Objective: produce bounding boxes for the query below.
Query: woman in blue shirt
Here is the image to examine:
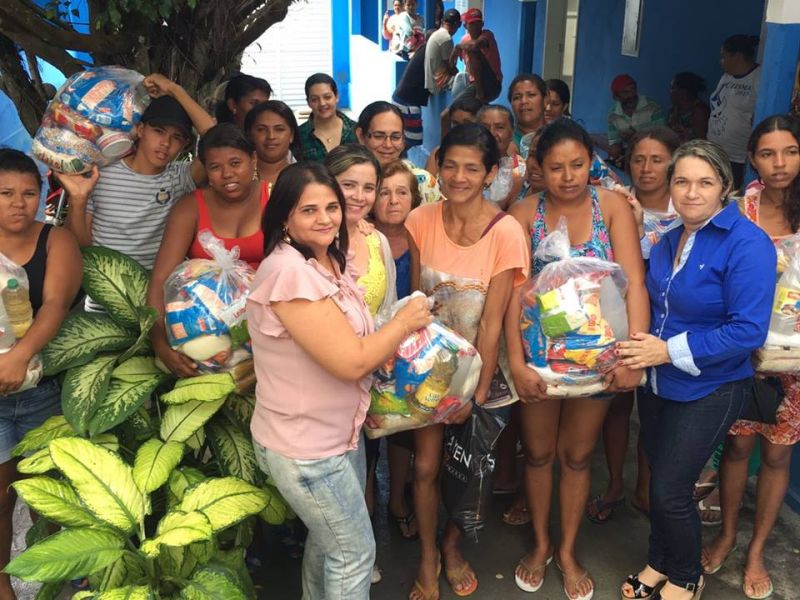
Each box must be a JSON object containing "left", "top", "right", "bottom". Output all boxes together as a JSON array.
[{"left": 616, "top": 140, "right": 775, "bottom": 600}]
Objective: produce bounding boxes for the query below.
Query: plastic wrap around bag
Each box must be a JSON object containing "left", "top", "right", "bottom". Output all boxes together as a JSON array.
[
  {"left": 365, "top": 292, "right": 483, "bottom": 439},
  {"left": 442, "top": 405, "right": 505, "bottom": 540},
  {"left": 164, "top": 231, "right": 255, "bottom": 373},
  {"left": 33, "top": 67, "right": 148, "bottom": 173},
  {"left": 0, "top": 253, "right": 41, "bottom": 392},
  {"left": 520, "top": 217, "right": 635, "bottom": 396},
  {"left": 643, "top": 209, "right": 681, "bottom": 249},
  {"left": 484, "top": 156, "right": 515, "bottom": 203}
]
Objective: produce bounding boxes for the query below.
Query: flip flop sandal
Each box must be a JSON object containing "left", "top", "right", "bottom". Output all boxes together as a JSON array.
[
  {"left": 555, "top": 559, "right": 594, "bottom": 600},
  {"left": 503, "top": 503, "right": 531, "bottom": 526},
  {"left": 586, "top": 494, "right": 626, "bottom": 524},
  {"left": 444, "top": 560, "right": 478, "bottom": 597},
  {"left": 697, "top": 498, "right": 722, "bottom": 526},
  {"left": 515, "top": 555, "right": 553, "bottom": 593},
  {"left": 620, "top": 573, "right": 664, "bottom": 599},
  {"left": 409, "top": 553, "right": 442, "bottom": 600},
  {"left": 701, "top": 544, "right": 736, "bottom": 575},
  {"left": 743, "top": 573, "right": 773, "bottom": 599},
  {"left": 392, "top": 511, "right": 419, "bottom": 540},
  {"left": 692, "top": 481, "right": 717, "bottom": 502}
]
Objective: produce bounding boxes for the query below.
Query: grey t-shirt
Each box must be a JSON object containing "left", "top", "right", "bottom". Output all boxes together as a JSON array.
[
  {"left": 87, "top": 159, "right": 195, "bottom": 270},
  {"left": 425, "top": 28, "right": 453, "bottom": 95}
]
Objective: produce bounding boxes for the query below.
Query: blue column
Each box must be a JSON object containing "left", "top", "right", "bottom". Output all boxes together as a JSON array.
[
  {"left": 753, "top": 21, "right": 800, "bottom": 124},
  {"left": 333, "top": 1, "right": 352, "bottom": 108}
]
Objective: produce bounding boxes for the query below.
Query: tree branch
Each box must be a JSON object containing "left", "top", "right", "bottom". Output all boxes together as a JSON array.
[
  {"left": 0, "top": 25, "right": 86, "bottom": 75},
  {"left": 232, "top": 0, "right": 293, "bottom": 51}
]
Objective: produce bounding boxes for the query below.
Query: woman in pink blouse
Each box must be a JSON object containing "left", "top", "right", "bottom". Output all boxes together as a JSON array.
[{"left": 246, "top": 162, "right": 431, "bottom": 599}]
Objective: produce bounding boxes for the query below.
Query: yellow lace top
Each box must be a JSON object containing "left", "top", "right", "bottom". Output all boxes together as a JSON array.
[{"left": 356, "top": 232, "right": 388, "bottom": 316}]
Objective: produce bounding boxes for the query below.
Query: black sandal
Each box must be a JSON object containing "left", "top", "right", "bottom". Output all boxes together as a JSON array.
[
  {"left": 621, "top": 573, "right": 659, "bottom": 599},
  {"left": 391, "top": 511, "right": 418, "bottom": 540}
]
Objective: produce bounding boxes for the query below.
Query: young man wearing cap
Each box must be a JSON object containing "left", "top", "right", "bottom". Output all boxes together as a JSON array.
[
  {"left": 607, "top": 74, "right": 664, "bottom": 165},
  {"left": 58, "top": 73, "right": 214, "bottom": 270},
  {"left": 449, "top": 8, "right": 502, "bottom": 104},
  {"left": 425, "top": 8, "right": 461, "bottom": 97}
]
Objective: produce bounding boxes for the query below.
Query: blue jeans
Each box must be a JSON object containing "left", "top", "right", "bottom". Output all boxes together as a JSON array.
[
  {"left": 638, "top": 379, "right": 751, "bottom": 588},
  {"left": 254, "top": 439, "right": 375, "bottom": 600},
  {"left": 0, "top": 378, "right": 61, "bottom": 463}
]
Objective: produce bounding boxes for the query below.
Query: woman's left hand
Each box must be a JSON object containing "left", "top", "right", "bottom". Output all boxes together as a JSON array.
[
  {"left": 0, "top": 350, "right": 30, "bottom": 395},
  {"left": 443, "top": 400, "right": 473, "bottom": 425},
  {"left": 604, "top": 363, "right": 644, "bottom": 392},
  {"left": 356, "top": 219, "right": 375, "bottom": 236},
  {"left": 616, "top": 332, "right": 670, "bottom": 370}
]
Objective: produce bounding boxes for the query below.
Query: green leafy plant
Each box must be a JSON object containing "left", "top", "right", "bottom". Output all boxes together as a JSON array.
[{"left": 7, "top": 247, "right": 288, "bottom": 598}]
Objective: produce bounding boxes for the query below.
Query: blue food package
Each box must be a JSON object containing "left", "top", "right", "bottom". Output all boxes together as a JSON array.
[
  {"left": 57, "top": 67, "right": 149, "bottom": 131},
  {"left": 521, "top": 304, "right": 547, "bottom": 367}
]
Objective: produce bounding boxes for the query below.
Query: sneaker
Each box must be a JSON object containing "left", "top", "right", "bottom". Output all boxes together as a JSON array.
[{"left": 371, "top": 563, "right": 382, "bottom": 585}]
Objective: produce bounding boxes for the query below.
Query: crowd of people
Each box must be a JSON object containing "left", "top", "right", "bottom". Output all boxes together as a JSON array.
[{"left": 0, "top": 5, "right": 794, "bottom": 600}]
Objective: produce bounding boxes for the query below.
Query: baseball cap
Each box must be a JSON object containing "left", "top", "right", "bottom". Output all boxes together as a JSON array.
[
  {"left": 140, "top": 96, "right": 193, "bottom": 137},
  {"left": 611, "top": 74, "right": 637, "bottom": 96},
  {"left": 443, "top": 8, "right": 461, "bottom": 25},
  {"left": 461, "top": 7, "right": 483, "bottom": 24}
]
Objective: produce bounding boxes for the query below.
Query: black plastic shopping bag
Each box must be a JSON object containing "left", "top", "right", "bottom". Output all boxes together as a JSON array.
[{"left": 441, "top": 404, "right": 505, "bottom": 540}]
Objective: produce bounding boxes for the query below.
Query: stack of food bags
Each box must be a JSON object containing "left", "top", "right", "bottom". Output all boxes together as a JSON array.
[
  {"left": 163, "top": 232, "right": 255, "bottom": 389},
  {"left": 756, "top": 236, "right": 800, "bottom": 373},
  {"left": 520, "top": 217, "right": 634, "bottom": 397},
  {"left": 32, "top": 66, "right": 150, "bottom": 174},
  {"left": 365, "top": 293, "right": 483, "bottom": 438}
]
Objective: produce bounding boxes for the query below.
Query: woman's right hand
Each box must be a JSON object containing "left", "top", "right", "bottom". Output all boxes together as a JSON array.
[
  {"left": 393, "top": 295, "right": 433, "bottom": 334},
  {"left": 511, "top": 363, "right": 549, "bottom": 403},
  {"left": 154, "top": 339, "right": 199, "bottom": 378}
]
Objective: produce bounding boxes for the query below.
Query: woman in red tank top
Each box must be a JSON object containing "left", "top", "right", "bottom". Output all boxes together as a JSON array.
[{"left": 147, "top": 124, "right": 268, "bottom": 377}]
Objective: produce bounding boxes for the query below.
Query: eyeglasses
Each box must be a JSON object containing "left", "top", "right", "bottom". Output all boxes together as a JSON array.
[{"left": 367, "top": 131, "right": 404, "bottom": 144}]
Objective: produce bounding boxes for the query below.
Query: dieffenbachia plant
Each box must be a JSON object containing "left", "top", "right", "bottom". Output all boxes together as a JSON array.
[{"left": 5, "top": 247, "right": 288, "bottom": 599}]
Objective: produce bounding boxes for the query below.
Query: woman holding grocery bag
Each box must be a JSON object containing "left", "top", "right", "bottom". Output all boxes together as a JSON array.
[
  {"left": 247, "top": 162, "right": 430, "bottom": 599},
  {"left": 0, "top": 149, "right": 82, "bottom": 599},
  {"left": 701, "top": 114, "right": 800, "bottom": 600},
  {"left": 506, "top": 117, "right": 647, "bottom": 599},
  {"left": 405, "top": 122, "right": 530, "bottom": 599},
  {"left": 616, "top": 139, "right": 775, "bottom": 600},
  {"left": 146, "top": 124, "right": 268, "bottom": 377}
]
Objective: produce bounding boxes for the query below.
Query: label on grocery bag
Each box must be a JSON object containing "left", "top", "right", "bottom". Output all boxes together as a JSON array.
[{"left": 773, "top": 285, "right": 800, "bottom": 332}]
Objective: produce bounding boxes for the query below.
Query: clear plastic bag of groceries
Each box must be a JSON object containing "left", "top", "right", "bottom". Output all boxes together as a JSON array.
[
  {"left": 0, "top": 252, "right": 41, "bottom": 393},
  {"left": 33, "top": 66, "right": 150, "bottom": 174},
  {"left": 484, "top": 156, "right": 514, "bottom": 203},
  {"left": 642, "top": 209, "right": 681, "bottom": 249},
  {"left": 764, "top": 252, "right": 800, "bottom": 350},
  {"left": 163, "top": 231, "right": 256, "bottom": 374},
  {"left": 519, "top": 217, "right": 630, "bottom": 396},
  {"left": 365, "top": 292, "right": 483, "bottom": 439}
]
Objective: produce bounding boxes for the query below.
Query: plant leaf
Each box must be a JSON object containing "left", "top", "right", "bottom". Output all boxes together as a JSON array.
[
  {"left": 78, "top": 585, "right": 153, "bottom": 599},
  {"left": 33, "top": 580, "right": 62, "bottom": 600},
  {"left": 5, "top": 528, "right": 124, "bottom": 582},
  {"left": 12, "top": 476, "right": 98, "bottom": 528},
  {"left": 93, "top": 433, "right": 120, "bottom": 454},
  {"left": 13, "top": 415, "right": 75, "bottom": 457},
  {"left": 17, "top": 447, "right": 55, "bottom": 474},
  {"left": 206, "top": 415, "right": 256, "bottom": 484},
  {"left": 88, "top": 375, "right": 163, "bottom": 437},
  {"left": 179, "top": 477, "right": 267, "bottom": 532},
  {"left": 184, "top": 427, "right": 205, "bottom": 451},
  {"left": 42, "top": 313, "right": 135, "bottom": 375},
  {"left": 221, "top": 393, "right": 255, "bottom": 432},
  {"left": 132, "top": 439, "right": 184, "bottom": 494},
  {"left": 259, "top": 484, "right": 288, "bottom": 525},
  {"left": 89, "top": 552, "right": 147, "bottom": 592},
  {"left": 167, "top": 467, "right": 205, "bottom": 507},
  {"left": 62, "top": 355, "right": 118, "bottom": 436},
  {"left": 117, "top": 307, "right": 159, "bottom": 363},
  {"left": 49, "top": 438, "right": 146, "bottom": 533},
  {"left": 112, "top": 357, "right": 162, "bottom": 383},
  {"left": 178, "top": 565, "right": 248, "bottom": 600},
  {"left": 160, "top": 398, "right": 225, "bottom": 443},
  {"left": 81, "top": 246, "right": 148, "bottom": 330},
  {"left": 140, "top": 510, "right": 212, "bottom": 557},
  {"left": 160, "top": 374, "right": 236, "bottom": 405}
]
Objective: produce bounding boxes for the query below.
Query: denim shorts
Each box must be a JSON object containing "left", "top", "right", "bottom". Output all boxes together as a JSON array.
[{"left": 0, "top": 378, "right": 61, "bottom": 463}]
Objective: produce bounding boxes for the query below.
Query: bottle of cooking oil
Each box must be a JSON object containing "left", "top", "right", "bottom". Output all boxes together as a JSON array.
[{"left": 2, "top": 279, "right": 33, "bottom": 339}]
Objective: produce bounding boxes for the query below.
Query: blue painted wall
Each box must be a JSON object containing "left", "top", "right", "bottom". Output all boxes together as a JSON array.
[
  {"left": 571, "top": 0, "right": 765, "bottom": 134},
  {"left": 482, "top": 0, "right": 524, "bottom": 107}
]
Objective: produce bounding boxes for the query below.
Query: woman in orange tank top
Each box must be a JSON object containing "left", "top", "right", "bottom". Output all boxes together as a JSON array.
[{"left": 146, "top": 123, "right": 268, "bottom": 377}]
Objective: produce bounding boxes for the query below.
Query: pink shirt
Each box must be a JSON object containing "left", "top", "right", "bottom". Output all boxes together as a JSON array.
[{"left": 246, "top": 243, "right": 375, "bottom": 459}]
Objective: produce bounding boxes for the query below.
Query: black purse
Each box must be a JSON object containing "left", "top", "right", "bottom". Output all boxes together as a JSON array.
[{"left": 740, "top": 377, "right": 783, "bottom": 425}]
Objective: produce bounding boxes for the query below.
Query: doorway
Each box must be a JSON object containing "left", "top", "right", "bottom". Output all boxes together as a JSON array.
[{"left": 542, "top": 0, "right": 580, "bottom": 90}]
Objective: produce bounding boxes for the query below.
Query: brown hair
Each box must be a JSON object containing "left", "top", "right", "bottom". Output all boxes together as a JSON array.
[{"left": 380, "top": 160, "right": 422, "bottom": 209}]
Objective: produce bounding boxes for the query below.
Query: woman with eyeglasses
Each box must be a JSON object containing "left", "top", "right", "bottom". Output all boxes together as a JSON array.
[{"left": 356, "top": 101, "right": 441, "bottom": 204}]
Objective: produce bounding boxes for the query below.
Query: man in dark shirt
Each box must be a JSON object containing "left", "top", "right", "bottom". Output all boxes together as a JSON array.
[{"left": 392, "top": 42, "right": 429, "bottom": 148}]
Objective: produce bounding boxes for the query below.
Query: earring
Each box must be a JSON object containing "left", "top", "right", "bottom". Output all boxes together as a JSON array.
[
  {"left": 282, "top": 228, "right": 291, "bottom": 244},
  {"left": 483, "top": 182, "right": 491, "bottom": 190}
]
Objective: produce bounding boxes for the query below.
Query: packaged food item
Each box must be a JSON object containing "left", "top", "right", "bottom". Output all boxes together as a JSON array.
[
  {"left": 520, "top": 217, "right": 635, "bottom": 396},
  {"left": 642, "top": 208, "right": 681, "bottom": 249},
  {"left": 163, "top": 232, "right": 255, "bottom": 373},
  {"left": 33, "top": 67, "right": 149, "bottom": 173},
  {"left": 365, "top": 293, "right": 483, "bottom": 439},
  {"left": 756, "top": 251, "right": 800, "bottom": 373}
]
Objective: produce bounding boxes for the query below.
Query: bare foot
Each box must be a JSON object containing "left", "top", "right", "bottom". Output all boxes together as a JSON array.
[
  {"left": 701, "top": 533, "right": 736, "bottom": 574},
  {"left": 515, "top": 545, "right": 553, "bottom": 590},
  {"left": 556, "top": 549, "right": 594, "bottom": 600}
]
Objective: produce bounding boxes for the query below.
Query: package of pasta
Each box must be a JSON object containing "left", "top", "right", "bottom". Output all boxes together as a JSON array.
[
  {"left": 520, "top": 217, "right": 631, "bottom": 396},
  {"left": 163, "top": 231, "right": 255, "bottom": 373},
  {"left": 755, "top": 252, "right": 800, "bottom": 375},
  {"left": 365, "top": 293, "right": 483, "bottom": 439}
]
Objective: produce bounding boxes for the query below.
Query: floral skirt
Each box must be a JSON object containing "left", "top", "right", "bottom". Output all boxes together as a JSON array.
[{"left": 729, "top": 374, "right": 800, "bottom": 445}]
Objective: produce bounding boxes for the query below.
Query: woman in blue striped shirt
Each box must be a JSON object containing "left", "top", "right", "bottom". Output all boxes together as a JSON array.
[{"left": 616, "top": 140, "right": 776, "bottom": 600}]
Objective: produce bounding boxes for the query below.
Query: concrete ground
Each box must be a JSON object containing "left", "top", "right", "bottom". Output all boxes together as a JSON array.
[{"left": 253, "top": 426, "right": 800, "bottom": 600}]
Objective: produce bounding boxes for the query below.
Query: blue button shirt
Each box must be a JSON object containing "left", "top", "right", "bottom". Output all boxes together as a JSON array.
[{"left": 647, "top": 202, "right": 776, "bottom": 402}]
